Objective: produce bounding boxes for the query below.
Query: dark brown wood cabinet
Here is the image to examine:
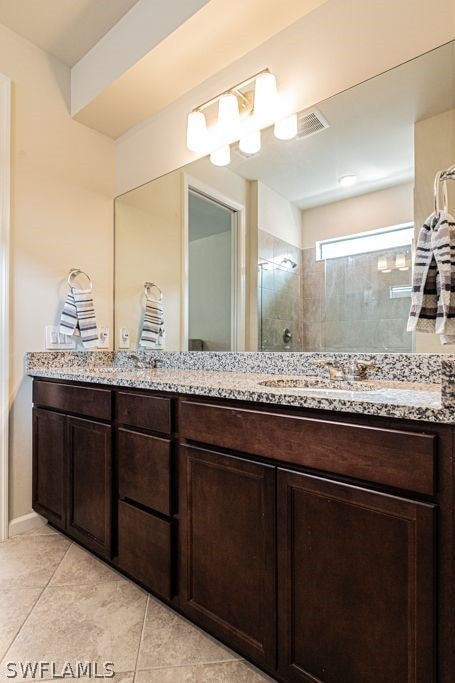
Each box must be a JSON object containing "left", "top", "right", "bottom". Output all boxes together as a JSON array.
[
  {"left": 32, "top": 379, "right": 453, "bottom": 683},
  {"left": 179, "top": 445, "right": 276, "bottom": 669},
  {"left": 66, "top": 417, "right": 112, "bottom": 557},
  {"left": 277, "top": 469, "right": 435, "bottom": 683},
  {"left": 33, "top": 408, "right": 66, "bottom": 530}
]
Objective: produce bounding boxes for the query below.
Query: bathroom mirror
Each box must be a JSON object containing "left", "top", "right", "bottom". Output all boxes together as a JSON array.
[{"left": 115, "top": 41, "right": 455, "bottom": 352}]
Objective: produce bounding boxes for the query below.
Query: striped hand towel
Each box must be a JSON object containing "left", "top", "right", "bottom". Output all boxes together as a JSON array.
[
  {"left": 139, "top": 298, "right": 164, "bottom": 348},
  {"left": 59, "top": 287, "right": 99, "bottom": 349},
  {"left": 407, "top": 210, "right": 455, "bottom": 344}
]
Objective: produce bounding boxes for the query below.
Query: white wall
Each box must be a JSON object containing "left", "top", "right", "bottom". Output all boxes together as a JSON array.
[
  {"left": 189, "top": 231, "right": 231, "bottom": 350},
  {"left": 0, "top": 23, "right": 114, "bottom": 521},
  {"left": 414, "top": 108, "right": 455, "bottom": 352},
  {"left": 257, "top": 182, "right": 303, "bottom": 248},
  {"left": 115, "top": 172, "right": 182, "bottom": 350},
  {"left": 115, "top": 0, "right": 455, "bottom": 195},
  {"left": 301, "top": 183, "right": 414, "bottom": 249}
]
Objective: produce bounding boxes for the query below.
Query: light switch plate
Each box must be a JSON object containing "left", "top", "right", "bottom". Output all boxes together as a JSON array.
[
  {"left": 118, "top": 327, "right": 130, "bottom": 349},
  {"left": 98, "top": 326, "right": 110, "bottom": 349},
  {"left": 45, "top": 325, "right": 76, "bottom": 350}
]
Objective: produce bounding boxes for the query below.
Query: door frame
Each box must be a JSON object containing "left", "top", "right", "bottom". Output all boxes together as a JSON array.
[
  {"left": 181, "top": 173, "right": 246, "bottom": 351},
  {"left": 0, "top": 74, "right": 11, "bottom": 541}
]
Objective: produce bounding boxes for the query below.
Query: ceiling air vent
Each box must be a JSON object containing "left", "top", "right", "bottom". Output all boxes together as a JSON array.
[{"left": 296, "top": 109, "right": 330, "bottom": 139}]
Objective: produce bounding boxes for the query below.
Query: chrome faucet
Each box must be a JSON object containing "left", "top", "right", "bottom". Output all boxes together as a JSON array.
[
  {"left": 345, "top": 360, "right": 379, "bottom": 381},
  {"left": 316, "top": 358, "right": 379, "bottom": 382},
  {"left": 129, "top": 353, "right": 145, "bottom": 369},
  {"left": 315, "top": 359, "right": 346, "bottom": 381},
  {"left": 129, "top": 353, "right": 161, "bottom": 369}
]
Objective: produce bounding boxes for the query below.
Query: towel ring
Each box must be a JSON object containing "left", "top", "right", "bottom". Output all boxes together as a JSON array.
[
  {"left": 434, "top": 170, "right": 449, "bottom": 214},
  {"left": 144, "top": 281, "right": 163, "bottom": 302},
  {"left": 67, "top": 268, "right": 93, "bottom": 291}
]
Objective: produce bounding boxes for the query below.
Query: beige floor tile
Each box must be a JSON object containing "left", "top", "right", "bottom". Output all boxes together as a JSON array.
[
  {"left": 0, "top": 588, "right": 42, "bottom": 660},
  {"left": 0, "top": 533, "right": 71, "bottom": 590},
  {"left": 0, "top": 581, "right": 147, "bottom": 681},
  {"left": 135, "top": 661, "right": 276, "bottom": 682},
  {"left": 137, "top": 597, "right": 241, "bottom": 671},
  {"left": 11, "top": 524, "right": 59, "bottom": 538},
  {"left": 50, "top": 543, "right": 126, "bottom": 587}
]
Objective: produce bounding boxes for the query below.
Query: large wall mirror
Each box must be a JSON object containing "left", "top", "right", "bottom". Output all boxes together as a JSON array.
[{"left": 115, "top": 41, "right": 455, "bottom": 353}]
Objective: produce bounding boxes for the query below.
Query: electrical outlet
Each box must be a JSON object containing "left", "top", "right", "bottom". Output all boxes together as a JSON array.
[
  {"left": 45, "top": 325, "right": 76, "bottom": 350},
  {"left": 118, "top": 327, "right": 130, "bottom": 349},
  {"left": 98, "top": 327, "right": 110, "bottom": 349}
]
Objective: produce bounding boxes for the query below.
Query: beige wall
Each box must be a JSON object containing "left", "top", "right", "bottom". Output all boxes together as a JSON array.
[
  {"left": 115, "top": 172, "right": 182, "bottom": 350},
  {"left": 0, "top": 23, "right": 115, "bottom": 522},
  {"left": 414, "top": 108, "right": 455, "bottom": 352},
  {"left": 301, "top": 183, "right": 414, "bottom": 249},
  {"left": 257, "top": 182, "right": 303, "bottom": 249}
]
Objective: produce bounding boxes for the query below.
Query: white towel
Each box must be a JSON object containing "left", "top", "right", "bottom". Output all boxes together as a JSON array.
[
  {"left": 407, "top": 210, "right": 455, "bottom": 345},
  {"left": 60, "top": 287, "right": 99, "bottom": 349},
  {"left": 139, "top": 298, "right": 164, "bottom": 348}
]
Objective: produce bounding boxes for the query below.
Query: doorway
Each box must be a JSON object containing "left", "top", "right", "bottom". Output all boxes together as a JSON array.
[
  {"left": 0, "top": 73, "right": 11, "bottom": 540},
  {"left": 187, "top": 187, "right": 244, "bottom": 351}
]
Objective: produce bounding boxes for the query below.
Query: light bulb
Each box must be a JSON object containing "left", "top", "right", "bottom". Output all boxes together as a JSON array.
[
  {"left": 239, "top": 130, "right": 261, "bottom": 155},
  {"left": 338, "top": 174, "right": 357, "bottom": 187},
  {"left": 217, "top": 93, "right": 240, "bottom": 141},
  {"left": 395, "top": 253, "right": 409, "bottom": 270},
  {"left": 186, "top": 110, "right": 207, "bottom": 152},
  {"left": 377, "top": 256, "right": 390, "bottom": 272},
  {"left": 210, "top": 145, "right": 231, "bottom": 166},
  {"left": 254, "top": 72, "right": 277, "bottom": 123},
  {"left": 274, "top": 113, "right": 297, "bottom": 140}
]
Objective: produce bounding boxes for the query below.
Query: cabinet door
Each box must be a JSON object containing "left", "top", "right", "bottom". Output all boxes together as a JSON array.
[
  {"left": 179, "top": 445, "right": 276, "bottom": 669},
  {"left": 32, "top": 408, "right": 66, "bottom": 530},
  {"left": 67, "top": 417, "right": 112, "bottom": 558},
  {"left": 277, "top": 469, "right": 435, "bottom": 683}
]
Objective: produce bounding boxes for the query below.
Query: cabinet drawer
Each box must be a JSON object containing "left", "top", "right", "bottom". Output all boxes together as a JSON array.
[
  {"left": 33, "top": 380, "right": 111, "bottom": 421},
  {"left": 116, "top": 391, "right": 171, "bottom": 434},
  {"left": 180, "top": 401, "right": 436, "bottom": 495},
  {"left": 117, "top": 501, "right": 173, "bottom": 599},
  {"left": 118, "top": 429, "right": 171, "bottom": 515}
]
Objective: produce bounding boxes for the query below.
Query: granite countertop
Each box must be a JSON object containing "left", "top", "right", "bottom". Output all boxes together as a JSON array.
[{"left": 26, "top": 364, "right": 451, "bottom": 424}]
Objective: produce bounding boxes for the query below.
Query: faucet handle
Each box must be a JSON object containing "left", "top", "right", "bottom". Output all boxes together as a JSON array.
[{"left": 349, "top": 360, "right": 379, "bottom": 379}]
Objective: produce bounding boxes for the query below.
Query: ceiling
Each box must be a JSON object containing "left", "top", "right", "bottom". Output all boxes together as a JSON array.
[
  {"left": 72, "top": 0, "right": 328, "bottom": 138},
  {"left": 0, "top": 0, "right": 138, "bottom": 66},
  {"left": 189, "top": 191, "right": 232, "bottom": 241},
  {"left": 229, "top": 42, "right": 455, "bottom": 209}
]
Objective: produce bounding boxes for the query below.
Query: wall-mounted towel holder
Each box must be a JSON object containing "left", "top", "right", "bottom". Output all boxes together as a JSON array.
[
  {"left": 144, "top": 281, "right": 163, "bottom": 302},
  {"left": 67, "top": 268, "right": 93, "bottom": 291}
]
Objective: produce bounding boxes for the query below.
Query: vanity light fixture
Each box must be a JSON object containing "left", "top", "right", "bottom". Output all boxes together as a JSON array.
[
  {"left": 274, "top": 114, "right": 298, "bottom": 140},
  {"left": 395, "top": 253, "right": 409, "bottom": 271},
  {"left": 186, "top": 68, "right": 297, "bottom": 166},
  {"left": 239, "top": 129, "right": 261, "bottom": 155},
  {"left": 377, "top": 256, "right": 391, "bottom": 273},
  {"left": 217, "top": 93, "right": 241, "bottom": 140},
  {"left": 210, "top": 145, "right": 231, "bottom": 167},
  {"left": 186, "top": 110, "right": 208, "bottom": 153},
  {"left": 253, "top": 71, "right": 277, "bottom": 123},
  {"left": 338, "top": 174, "right": 357, "bottom": 187}
]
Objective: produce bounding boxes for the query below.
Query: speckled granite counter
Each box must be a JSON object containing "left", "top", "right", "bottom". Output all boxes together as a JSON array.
[{"left": 25, "top": 351, "right": 455, "bottom": 424}]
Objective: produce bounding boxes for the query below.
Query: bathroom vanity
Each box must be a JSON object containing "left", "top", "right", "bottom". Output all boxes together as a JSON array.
[{"left": 28, "top": 359, "right": 455, "bottom": 683}]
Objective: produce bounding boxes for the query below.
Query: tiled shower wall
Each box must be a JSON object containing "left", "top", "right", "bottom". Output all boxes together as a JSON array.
[
  {"left": 258, "top": 230, "right": 413, "bottom": 353},
  {"left": 301, "top": 246, "right": 413, "bottom": 352},
  {"left": 258, "top": 230, "right": 303, "bottom": 351}
]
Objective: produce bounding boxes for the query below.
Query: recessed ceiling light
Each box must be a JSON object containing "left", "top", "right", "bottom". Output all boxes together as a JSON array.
[{"left": 338, "top": 174, "right": 357, "bottom": 187}]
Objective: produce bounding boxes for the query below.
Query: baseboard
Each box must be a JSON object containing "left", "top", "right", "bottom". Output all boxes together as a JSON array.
[{"left": 8, "top": 511, "right": 47, "bottom": 537}]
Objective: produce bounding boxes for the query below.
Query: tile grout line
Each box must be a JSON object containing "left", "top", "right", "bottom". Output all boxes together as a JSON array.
[
  {"left": 132, "top": 594, "right": 149, "bottom": 683},
  {"left": 0, "top": 540, "right": 74, "bottom": 665}
]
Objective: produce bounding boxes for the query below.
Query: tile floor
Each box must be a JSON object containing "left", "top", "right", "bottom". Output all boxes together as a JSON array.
[{"left": 0, "top": 525, "right": 275, "bottom": 682}]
